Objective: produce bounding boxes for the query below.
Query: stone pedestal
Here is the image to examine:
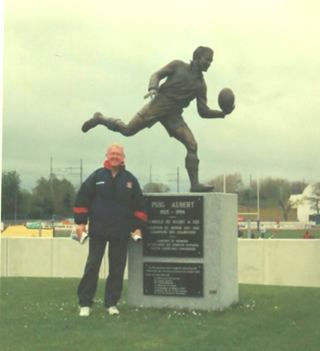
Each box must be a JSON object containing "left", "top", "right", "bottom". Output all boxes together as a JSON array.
[{"left": 128, "top": 193, "right": 238, "bottom": 311}]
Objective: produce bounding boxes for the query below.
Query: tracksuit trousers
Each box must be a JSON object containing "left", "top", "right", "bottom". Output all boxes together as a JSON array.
[{"left": 77, "top": 236, "right": 128, "bottom": 308}]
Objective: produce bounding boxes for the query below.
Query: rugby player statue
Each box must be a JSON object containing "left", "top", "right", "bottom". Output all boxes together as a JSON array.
[{"left": 82, "top": 46, "right": 235, "bottom": 192}]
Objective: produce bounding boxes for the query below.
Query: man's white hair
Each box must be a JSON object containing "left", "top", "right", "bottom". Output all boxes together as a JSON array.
[{"left": 107, "top": 143, "right": 125, "bottom": 154}]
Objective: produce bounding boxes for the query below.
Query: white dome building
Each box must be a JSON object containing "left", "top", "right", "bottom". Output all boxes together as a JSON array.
[{"left": 291, "top": 183, "right": 320, "bottom": 223}]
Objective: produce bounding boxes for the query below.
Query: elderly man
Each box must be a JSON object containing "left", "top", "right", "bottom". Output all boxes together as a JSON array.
[
  {"left": 81, "top": 46, "right": 234, "bottom": 192},
  {"left": 74, "top": 143, "right": 147, "bottom": 316}
]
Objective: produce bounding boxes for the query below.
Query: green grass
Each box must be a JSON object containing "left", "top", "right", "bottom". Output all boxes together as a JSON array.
[
  {"left": 267, "top": 229, "right": 319, "bottom": 239},
  {"left": 53, "top": 230, "right": 72, "bottom": 238},
  {"left": 1, "top": 278, "right": 319, "bottom": 351},
  {"left": 240, "top": 229, "right": 320, "bottom": 239}
]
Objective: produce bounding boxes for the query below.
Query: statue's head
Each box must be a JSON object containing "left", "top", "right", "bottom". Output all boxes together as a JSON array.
[
  {"left": 192, "top": 46, "right": 214, "bottom": 72},
  {"left": 192, "top": 46, "right": 214, "bottom": 61}
]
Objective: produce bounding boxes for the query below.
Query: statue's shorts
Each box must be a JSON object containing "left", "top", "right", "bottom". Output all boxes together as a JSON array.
[{"left": 137, "top": 94, "right": 188, "bottom": 137}]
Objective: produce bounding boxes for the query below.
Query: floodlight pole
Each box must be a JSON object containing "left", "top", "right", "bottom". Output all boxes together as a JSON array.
[
  {"left": 80, "top": 159, "right": 83, "bottom": 185},
  {"left": 177, "top": 167, "right": 180, "bottom": 193},
  {"left": 257, "top": 175, "right": 260, "bottom": 230},
  {"left": 167, "top": 167, "right": 180, "bottom": 192}
]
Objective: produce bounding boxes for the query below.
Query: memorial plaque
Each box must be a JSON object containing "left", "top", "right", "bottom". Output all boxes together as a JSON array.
[
  {"left": 144, "top": 262, "right": 203, "bottom": 297},
  {"left": 144, "top": 196, "right": 203, "bottom": 257}
]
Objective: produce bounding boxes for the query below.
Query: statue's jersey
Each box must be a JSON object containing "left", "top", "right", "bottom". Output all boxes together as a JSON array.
[
  {"left": 156, "top": 61, "right": 207, "bottom": 109},
  {"left": 139, "top": 59, "right": 211, "bottom": 136}
]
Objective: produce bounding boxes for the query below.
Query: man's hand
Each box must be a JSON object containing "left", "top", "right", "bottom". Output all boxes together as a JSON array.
[
  {"left": 144, "top": 89, "right": 157, "bottom": 100},
  {"left": 76, "top": 224, "right": 86, "bottom": 240},
  {"left": 131, "top": 229, "right": 142, "bottom": 241},
  {"left": 224, "top": 104, "right": 236, "bottom": 115}
]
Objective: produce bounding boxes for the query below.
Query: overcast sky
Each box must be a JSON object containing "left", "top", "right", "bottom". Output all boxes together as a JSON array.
[{"left": 1, "top": 0, "right": 320, "bottom": 193}]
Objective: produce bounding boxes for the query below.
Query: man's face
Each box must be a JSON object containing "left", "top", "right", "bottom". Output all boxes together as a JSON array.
[
  {"left": 106, "top": 146, "right": 125, "bottom": 168},
  {"left": 197, "top": 52, "right": 213, "bottom": 72}
]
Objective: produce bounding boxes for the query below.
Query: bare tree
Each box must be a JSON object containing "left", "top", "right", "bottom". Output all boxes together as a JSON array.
[
  {"left": 143, "top": 182, "right": 170, "bottom": 193},
  {"left": 279, "top": 197, "right": 299, "bottom": 221},
  {"left": 207, "top": 173, "right": 243, "bottom": 193},
  {"left": 305, "top": 182, "right": 320, "bottom": 215}
]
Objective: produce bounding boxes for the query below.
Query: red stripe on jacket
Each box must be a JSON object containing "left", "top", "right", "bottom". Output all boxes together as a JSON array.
[
  {"left": 134, "top": 211, "right": 148, "bottom": 222},
  {"left": 73, "top": 207, "right": 89, "bottom": 213}
]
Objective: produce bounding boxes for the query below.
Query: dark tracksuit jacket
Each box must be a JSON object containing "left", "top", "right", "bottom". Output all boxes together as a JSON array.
[{"left": 73, "top": 161, "right": 147, "bottom": 240}]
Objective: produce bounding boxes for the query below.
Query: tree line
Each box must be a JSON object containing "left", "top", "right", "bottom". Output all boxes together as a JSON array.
[
  {"left": 1, "top": 170, "right": 319, "bottom": 221},
  {"left": 207, "top": 174, "right": 319, "bottom": 220},
  {"left": 1, "top": 171, "right": 77, "bottom": 220},
  {"left": 143, "top": 175, "right": 319, "bottom": 221}
]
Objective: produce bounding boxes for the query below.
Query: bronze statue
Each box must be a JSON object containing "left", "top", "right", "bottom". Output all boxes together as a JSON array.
[{"left": 82, "top": 46, "right": 235, "bottom": 192}]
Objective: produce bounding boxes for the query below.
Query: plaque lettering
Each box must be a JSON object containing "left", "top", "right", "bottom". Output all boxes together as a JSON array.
[
  {"left": 144, "top": 262, "right": 203, "bottom": 297},
  {"left": 144, "top": 196, "right": 203, "bottom": 257}
]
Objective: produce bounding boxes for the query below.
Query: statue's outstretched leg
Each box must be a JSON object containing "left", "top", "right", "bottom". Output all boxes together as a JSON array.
[
  {"left": 186, "top": 156, "right": 214, "bottom": 193},
  {"left": 82, "top": 113, "right": 145, "bottom": 136},
  {"left": 82, "top": 112, "right": 120, "bottom": 133}
]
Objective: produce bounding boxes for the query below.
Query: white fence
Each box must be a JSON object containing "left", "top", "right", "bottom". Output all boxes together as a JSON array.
[
  {"left": 238, "top": 239, "right": 320, "bottom": 287},
  {"left": 1, "top": 237, "right": 320, "bottom": 287}
]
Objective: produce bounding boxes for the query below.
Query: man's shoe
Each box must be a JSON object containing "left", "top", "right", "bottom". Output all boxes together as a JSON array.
[
  {"left": 79, "top": 306, "right": 91, "bottom": 317},
  {"left": 107, "top": 306, "right": 120, "bottom": 316},
  {"left": 81, "top": 112, "right": 103, "bottom": 133}
]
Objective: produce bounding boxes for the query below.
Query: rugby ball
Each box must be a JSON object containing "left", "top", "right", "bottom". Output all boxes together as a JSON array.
[{"left": 218, "top": 88, "right": 235, "bottom": 112}]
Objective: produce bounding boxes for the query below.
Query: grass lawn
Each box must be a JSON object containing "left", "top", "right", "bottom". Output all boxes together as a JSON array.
[
  {"left": 53, "top": 230, "right": 73, "bottom": 238},
  {"left": 1, "top": 278, "right": 319, "bottom": 351},
  {"left": 266, "top": 229, "right": 320, "bottom": 239},
  {"left": 240, "top": 229, "right": 320, "bottom": 239}
]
